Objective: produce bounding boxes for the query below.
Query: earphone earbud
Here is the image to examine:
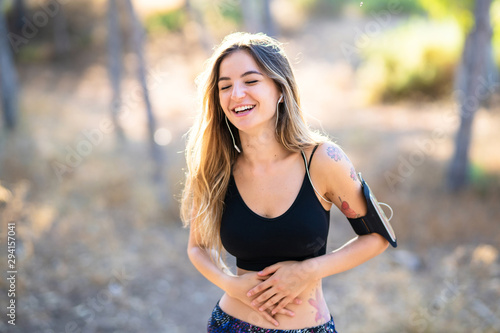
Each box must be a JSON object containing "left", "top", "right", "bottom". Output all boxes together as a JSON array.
[{"left": 278, "top": 95, "right": 283, "bottom": 103}]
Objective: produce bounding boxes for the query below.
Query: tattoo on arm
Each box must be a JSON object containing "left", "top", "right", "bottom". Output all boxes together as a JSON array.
[
  {"left": 327, "top": 146, "right": 343, "bottom": 162},
  {"left": 308, "top": 289, "right": 330, "bottom": 323},
  {"left": 327, "top": 146, "right": 357, "bottom": 181},
  {"left": 326, "top": 147, "right": 342, "bottom": 162},
  {"left": 339, "top": 196, "right": 361, "bottom": 218},
  {"left": 350, "top": 166, "right": 357, "bottom": 181},
  {"left": 327, "top": 146, "right": 351, "bottom": 162}
]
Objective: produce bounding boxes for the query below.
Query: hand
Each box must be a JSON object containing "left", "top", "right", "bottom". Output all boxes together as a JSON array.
[
  {"left": 246, "top": 261, "right": 317, "bottom": 316},
  {"left": 225, "top": 271, "right": 296, "bottom": 327}
]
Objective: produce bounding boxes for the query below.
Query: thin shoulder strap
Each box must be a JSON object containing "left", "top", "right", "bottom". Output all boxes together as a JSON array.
[
  {"left": 309, "top": 144, "right": 320, "bottom": 167},
  {"left": 301, "top": 144, "right": 334, "bottom": 205},
  {"left": 300, "top": 144, "right": 320, "bottom": 169}
]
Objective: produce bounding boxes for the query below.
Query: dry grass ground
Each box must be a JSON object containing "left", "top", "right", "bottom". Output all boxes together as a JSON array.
[{"left": 1, "top": 18, "right": 500, "bottom": 333}]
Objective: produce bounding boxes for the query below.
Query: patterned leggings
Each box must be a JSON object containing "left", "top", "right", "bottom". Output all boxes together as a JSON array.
[{"left": 207, "top": 301, "right": 338, "bottom": 333}]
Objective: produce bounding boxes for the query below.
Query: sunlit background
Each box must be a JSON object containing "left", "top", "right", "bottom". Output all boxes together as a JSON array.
[{"left": 0, "top": 0, "right": 499, "bottom": 332}]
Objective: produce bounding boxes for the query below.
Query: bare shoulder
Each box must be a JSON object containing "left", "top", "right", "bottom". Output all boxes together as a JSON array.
[
  {"left": 311, "top": 141, "right": 358, "bottom": 182},
  {"left": 310, "top": 141, "right": 366, "bottom": 215}
]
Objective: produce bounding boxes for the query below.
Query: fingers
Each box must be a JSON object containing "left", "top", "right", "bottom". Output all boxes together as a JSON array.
[
  {"left": 274, "top": 306, "right": 295, "bottom": 317},
  {"left": 260, "top": 309, "right": 280, "bottom": 327},
  {"left": 258, "top": 293, "right": 283, "bottom": 312},
  {"left": 247, "top": 278, "right": 272, "bottom": 297},
  {"left": 253, "top": 301, "right": 295, "bottom": 321},
  {"left": 254, "top": 298, "right": 296, "bottom": 317},
  {"left": 270, "top": 296, "right": 295, "bottom": 316},
  {"left": 253, "top": 292, "right": 301, "bottom": 316},
  {"left": 251, "top": 287, "right": 275, "bottom": 308},
  {"left": 257, "top": 263, "right": 280, "bottom": 277},
  {"left": 250, "top": 289, "right": 278, "bottom": 311}
]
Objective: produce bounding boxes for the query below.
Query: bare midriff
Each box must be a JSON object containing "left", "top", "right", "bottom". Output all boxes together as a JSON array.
[{"left": 218, "top": 267, "right": 331, "bottom": 329}]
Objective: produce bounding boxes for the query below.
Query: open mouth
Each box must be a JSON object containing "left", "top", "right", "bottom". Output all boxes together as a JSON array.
[{"left": 232, "top": 105, "right": 255, "bottom": 114}]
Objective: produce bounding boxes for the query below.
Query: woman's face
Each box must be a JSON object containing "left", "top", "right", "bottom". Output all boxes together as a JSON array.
[{"left": 217, "top": 50, "right": 281, "bottom": 134}]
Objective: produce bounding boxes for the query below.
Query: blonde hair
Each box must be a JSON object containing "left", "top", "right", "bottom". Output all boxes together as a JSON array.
[{"left": 181, "top": 32, "right": 326, "bottom": 265}]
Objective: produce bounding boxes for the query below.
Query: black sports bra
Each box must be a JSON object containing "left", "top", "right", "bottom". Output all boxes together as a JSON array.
[{"left": 220, "top": 145, "right": 330, "bottom": 271}]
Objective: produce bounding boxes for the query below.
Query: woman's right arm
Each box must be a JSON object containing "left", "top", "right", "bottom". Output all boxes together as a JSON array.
[
  {"left": 187, "top": 224, "right": 295, "bottom": 326},
  {"left": 187, "top": 225, "right": 235, "bottom": 289}
]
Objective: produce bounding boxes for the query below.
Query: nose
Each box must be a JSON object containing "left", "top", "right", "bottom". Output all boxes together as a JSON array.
[{"left": 231, "top": 82, "right": 246, "bottom": 100}]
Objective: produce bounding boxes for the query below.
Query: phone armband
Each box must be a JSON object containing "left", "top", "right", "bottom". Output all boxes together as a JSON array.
[{"left": 347, "top": 173, "right": 397, "bottom": 248}]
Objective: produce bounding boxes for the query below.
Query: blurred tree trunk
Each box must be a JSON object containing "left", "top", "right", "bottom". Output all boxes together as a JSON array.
[
  {"left": 262, "top": 0, "right": 276, "bottom": 36},
  {"left": 123, "top": 0, "right": 169, "bottom": 206},
  {"left": 0, "top": 3, "right": 19, "bottom": 130},
  {"left": 184, "top": 0, "right": 213, "bottom": 53},
  {"left": 10, "top": 0, "right": 26, "bottom": 34},
  {"left": 53, "top": 5, "right": 71, "bottom": 56},
  {"left": 240, "top": 0, "right": 276, "bottom": 36},
  {"left": 107, "top": 0, "right": 125, "bottom": 141},
  {"left": 240, "top": 0, "right": 259, "bottom": 33},
  {"left": 447, "top": 0, "right": 493, "bottom": 191}
]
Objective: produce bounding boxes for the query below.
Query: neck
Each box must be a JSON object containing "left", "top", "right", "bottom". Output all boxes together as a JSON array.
[{"left": 238, "top": 127, "right": 288, "bottom": 166}]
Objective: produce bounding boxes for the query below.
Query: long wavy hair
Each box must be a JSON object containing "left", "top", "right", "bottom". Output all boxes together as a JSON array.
[{"left": 181, "top": 32, "right": 327, "bottom": 266}]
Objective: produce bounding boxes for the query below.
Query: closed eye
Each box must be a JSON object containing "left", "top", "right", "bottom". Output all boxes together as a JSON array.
[
  {"left": 220, "top": 85, "right": 231, "bottom": 91},
  {"left": 246, "top": 80, "right": 258, "bottom": 85}
]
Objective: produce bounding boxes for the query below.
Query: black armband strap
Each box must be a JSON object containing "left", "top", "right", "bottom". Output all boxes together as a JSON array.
[{"left": 348, "top": 173, "right": 397, "bottom": 248}]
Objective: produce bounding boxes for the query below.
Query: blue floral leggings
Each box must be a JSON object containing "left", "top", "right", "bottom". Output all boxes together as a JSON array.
[{"left": 207, "top": 301, "right": 338, "bottom": 333}]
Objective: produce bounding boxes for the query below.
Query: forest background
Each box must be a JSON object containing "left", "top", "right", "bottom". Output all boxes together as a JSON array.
[{"left": 0, "top": 0, "right": 500, "bottom": 332}]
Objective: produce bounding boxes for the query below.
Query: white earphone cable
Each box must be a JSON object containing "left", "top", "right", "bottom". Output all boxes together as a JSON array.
[{"left": 225, "top": 116, "right": 241, "bottom": 153}]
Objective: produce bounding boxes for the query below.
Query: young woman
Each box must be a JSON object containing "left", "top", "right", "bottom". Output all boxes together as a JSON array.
[{"left": 181, "top": 32, "right": 390, "bottom": 332}]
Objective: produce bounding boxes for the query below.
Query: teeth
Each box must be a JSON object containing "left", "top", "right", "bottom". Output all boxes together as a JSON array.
[{"left": 234, "top": 105, "right": 254, "bottom": 113}]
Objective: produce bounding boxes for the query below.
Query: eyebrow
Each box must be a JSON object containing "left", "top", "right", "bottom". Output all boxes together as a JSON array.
[{"left": 218, "top": 70, "right": 263, "bottom": 82}]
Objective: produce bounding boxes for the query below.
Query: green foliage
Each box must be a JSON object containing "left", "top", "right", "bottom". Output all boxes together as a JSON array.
[
  {"left": 357, "top": 19, "right": 464, "bottom": 102},
  {"left": 17, "top": 44, "right": 52, "bottom": 63},
  {"left": 469, "top": 163, "right": 500, "bottom": 196},
  {"left": 191, "top": 0, "right": 242, "bottom": 34},
  {"left": 418, "top": 0, "right": 500, "bottom": 35},
  {"left": 216, "top": 0, "right": 242, "bottom": 24},
  {"left": 145, "top": 8, "right": 187, "bottom": 33},
  {"left": 307, "top": 0, "right": 350, "bottom": 16},
  {"left": 293, "top": 0, "right": 423, "bottom": 16},
  {"left": 418, "top": 0, "right": 500, "bottom": 68},
  {"left": 493, "top": 1, "right": 500, "bottom": 67},
  {"left": 360, "top": 0, "right": 425, "bottom": 15},
  {"left": 419, "top": 0, "right": 475, "bottom": 32}
]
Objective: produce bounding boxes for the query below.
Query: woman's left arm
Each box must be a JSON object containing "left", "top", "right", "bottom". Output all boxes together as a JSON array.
[
  {"left": 247, "top": 142, "right": 389, "bottom": 315},
  {"left": 249, "top": 234, "right": 388, "bottom": 315}
]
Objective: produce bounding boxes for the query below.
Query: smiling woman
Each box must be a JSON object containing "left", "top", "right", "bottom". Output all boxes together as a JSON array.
[
  {"left": 181, "top": 32, "right": 390, "bottom": 332},
  {"left": 218, "top": 51, "right": 281, "bottom": 136}
]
